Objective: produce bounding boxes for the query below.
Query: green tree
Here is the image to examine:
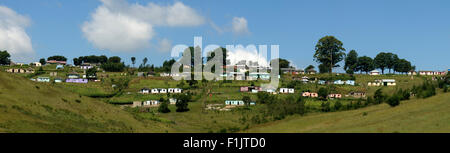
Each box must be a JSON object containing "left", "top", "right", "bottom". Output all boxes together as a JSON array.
[
  {"left": 242, "top": 96, "right": 251, "bottom": 107},
  {"left": 108, "top": 56, "right": 121, "bottom": 63},
  {"left": 386, "top": 95, "right": 400, "bottom": 107},
  {"left": 356, "top": 56, "right": 375, "bottom": 74},
  {"left": 73, "top": 58, "right": 81, "bottom": 66},
  {"left": 318, "top": 64, "right": 329, "bottom": 73},
  {"left": 344, "top": 50, "right": 358, "bottom": 74},
  {"left": 374, "top": 52, "right": 388, "bottom": 74},
  {"left": 158, "top": 98, "right": 171, "bottom": 113},
  {"left": 39, "top": 58, "right": 46, "bottom": 65},
  {"left": 0, "top": 51, "right": 10, "bottom": 65},
  {"left": 278, "top": 58, "right": 291, "bottom": 69},
  {"left": 131, "top": 57, "right": 136, "bottom": 68},
  {"left": 386, "top": 53, "right": 399, "bottom": 73},
  {"left": 318, "top": 87, "right": 329, "bottom": 100},
  {"left": 394, "top": 59, "right": 411, "bottom": 74},
  {"left": 374, "top": 88, "right": 385, "bottom": 104},
  {"left": 334, "top": 100, "right": 343, "bottom": 111},
  {"left": 313, "top": 36, "right": 346, "bottom": 74},
  {"left": 305, "top": 65, "right": 315, "bottom": 71},
  {"left": 175, "top": 94, "right": 191, "bottom": 112},
  {"left": 47, "top": 55, "right": 67, "bottom": 61}
]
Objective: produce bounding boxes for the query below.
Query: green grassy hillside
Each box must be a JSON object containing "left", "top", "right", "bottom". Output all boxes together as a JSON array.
[
  {"left": 0, "top": 72, "right": 166, "bottom": 133},
  {"left": 245, "top": 92, "right": 450, "bottom": 133}
]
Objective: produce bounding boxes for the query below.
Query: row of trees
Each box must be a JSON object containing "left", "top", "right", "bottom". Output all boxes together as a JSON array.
[
  {"left": 313, "top": 36, "right": 414, "bottom": 74},
  {"left": 344, "top": 50, "right": 414, "bottom": 74},
  {"left": 73, "top": 55, "right": 108, "bottom": 66}
]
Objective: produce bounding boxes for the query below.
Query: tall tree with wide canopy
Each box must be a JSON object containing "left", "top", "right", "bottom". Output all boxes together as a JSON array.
[
  {"left": 344, "top": 50, "right": 358, "bottom": 74},
  {"left": 357, "top": 56, "right": 375, "bottom": 74},
  {"left": 394, "top": 59, "right": 412, "bottom": 74},
  {"left": 0, "top": 50, "right": 11, "bottom": 65},
  {"left": 374, "top": 52, "right": 388, "bottom": 74},
  {"left": 313, "top": 36, "right": 346, "bottom": 74},
  {"left": 387, "top": 53, "right": 399, "bottom": 73},
  {"left": 131, "top": 57, "right": 136, "bottom": 68}
]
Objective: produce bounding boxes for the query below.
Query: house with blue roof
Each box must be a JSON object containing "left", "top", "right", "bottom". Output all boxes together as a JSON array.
[
  {"left": 334, "top": 80, "right": 345, "bottom": 85},
  {"left": 345, "top": 80, "right": 355, "bottom": 86}
]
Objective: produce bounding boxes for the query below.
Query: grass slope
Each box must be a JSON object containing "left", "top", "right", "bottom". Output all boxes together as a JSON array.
[
  {"left": 0, "top": 72, "right": 165, "bottom": 133},
  {"left": 245, "top": 92, "right": 450, "bottom": 133}
]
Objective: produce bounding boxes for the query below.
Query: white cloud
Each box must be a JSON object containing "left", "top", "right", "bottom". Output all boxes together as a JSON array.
[
  {"left": 227, "top": 46, "right": 269, "bottom": 67},
  {"left": 0, "top": 5, "right": 34, "bottom": 62},
  {"left": 82, "top": 0, "right": 205, "bottom": 52},
  {"left": 231, "top": 17, "right": 250, "bottom": 35},
  {"left": 157, "top": 38, "right": 172, "bottom": 52}
]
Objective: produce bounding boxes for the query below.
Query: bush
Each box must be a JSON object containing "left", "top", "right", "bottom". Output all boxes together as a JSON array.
[
  {"left": 318, "top": 87, "right": 329, "bottom": 100},
  {"left": 386, "top": 95, "right": 400, "bottom": 107},
  {"left": 158, "top": 98, "right": 170, "bottom": 113},
  {"left": 374, "top": 88, "right": 385, "bottom": 104},
  {"left": 334, "top": 101, "right": 342, "bottom": 111}
]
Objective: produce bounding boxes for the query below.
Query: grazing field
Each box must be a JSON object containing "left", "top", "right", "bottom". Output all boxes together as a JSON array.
[
  {"left": 245, "top": 91, "right": 450, "bottom": 133},
  {"left": 0, "top": 72, "right": 167, "bottom": 133}
]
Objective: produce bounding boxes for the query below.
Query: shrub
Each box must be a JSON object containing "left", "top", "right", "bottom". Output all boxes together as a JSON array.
[
  {"left": 386, "top": 95, "right": 400, "bottom": 107},
  {"left": 374, "top": 88, "right": 385, "bottom": 104},
  {"left": 158, "top": 98, "right": 170, "bottom": 113},
  {"left": 334, "top": 101, "right": 342, "bottom": 111},
  {"left": 318, "top": 87, "right": 329, "bottom": 100}
]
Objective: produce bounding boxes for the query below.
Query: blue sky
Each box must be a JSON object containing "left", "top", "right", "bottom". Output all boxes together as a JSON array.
[{"left": 0, "top": 0, "right": 449, "bottom": 72}]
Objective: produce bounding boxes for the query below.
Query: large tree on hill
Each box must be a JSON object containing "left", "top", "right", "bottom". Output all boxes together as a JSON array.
[
  {"left": 39, "top": 58, "right": 46, "bottom": 65},
  {"left": 305, "top": 65, "right": 315, "bottom": 71},
  {"left": 0, "top": 50, "right": 11, "bottom": 65},
  {"left": 318, "top": 64, "right": 329, "bottom": 73},
  {"left": 48, "top": 55, "right": 67, "bottom": 61},
  {"left": 108, "top": 56, "right": 121, "bottom": 63},
  {"left": 357, "top": 56, "right": 375, "bottom": 74},
  {"left": 394, "top": 59, "right": 412, "bottom": 74},
  {"left": 374, "top": 52, "right": 388, "bottom": 74},
  {"left": 344, "top": 50, "right": 358, "bottom": 74},
  {"left": 278, "top": 58, "right": 290, "bottom": 68},
  {"left": 387, "top": 53, "right": 399, "bottom": 73},
  {"left": 206, "top": 47, "right": 228, "bottom": 66},
  {"left": 313, "top": 36, "right": 346, "bottom": 74},
  {"left": 131, "top": 57, "right": 136, "bottom": 68}
]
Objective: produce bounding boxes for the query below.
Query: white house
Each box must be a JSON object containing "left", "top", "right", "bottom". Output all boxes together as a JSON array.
[
  {"left": 169, "top": 98, "right": 177, "bottom": 105},
  {"left": 369, "top": 70, "right": 380, "bottom": 75},
  {"left": 279, "top": 88, "right": 294, "bottom": 94},
  {"left": 159, "top": 88, "right": 167, "bottom": 94},
  {"left": 174, "top": 88, "right": 182, "bottom": 93},
  {"left": 168, "top": 88, "right": 183, "bottom": 93},
  {"left": 151, "top": 88, "right": 159, "bottom": 94},
  {"left": 225, "top": 100, "right": 245, "bottom": 106},
  {"left": 381, "top": 79, "right": 396, "bottom": 86},
  {"left": 37, "top": 77, "right": 50, "bottom": 82},
  {"left": 140, "top": 88, "right": 150, "bottom": 94},
  {"left": 419, "top": 71, "right": 434, "bottom": 75},
  {"left": 31, "top": 62, "right": 42, "bottom": 67},
  {"left": 143, "top": 100, "right": 160, "bottom": 107}
]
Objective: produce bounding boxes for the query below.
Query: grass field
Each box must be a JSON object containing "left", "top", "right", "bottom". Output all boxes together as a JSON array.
[
  {"left": 0, "top": 72, "right": 168, "bottom": 133},
  {"left": 245, "top": 91, "right": 450, "bottom": 133}
]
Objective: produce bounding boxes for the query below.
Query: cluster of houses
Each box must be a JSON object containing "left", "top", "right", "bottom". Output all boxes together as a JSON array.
[
  {"left": 368, "top": 79, "right": 396, "bottom": 86},
  {"left": 224, "top": 100, "right": 256, "bottom": 106},
  {"left": 5, "top": 68, "right": 35, "bottom": 74},
  {"left": 239, "top": 86, "right": 295, "bottom": 94},
  {"left": 369, "top": 69, "right": 448, "bottom": 76},
  {"left": 131, "top": 98, "right": 178, "bottom": 108},
  {"left": 140, "top": 88, "right": 183, "bottom": 94},
  {"left": 281, "top": 68, "right": 317, "bottom": 75},
  {"left": 293, "top": 76, "right": 356, "bottom": 85},
  {"left": 31, "top": 72, "right": 96, "bottom": 83}
]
